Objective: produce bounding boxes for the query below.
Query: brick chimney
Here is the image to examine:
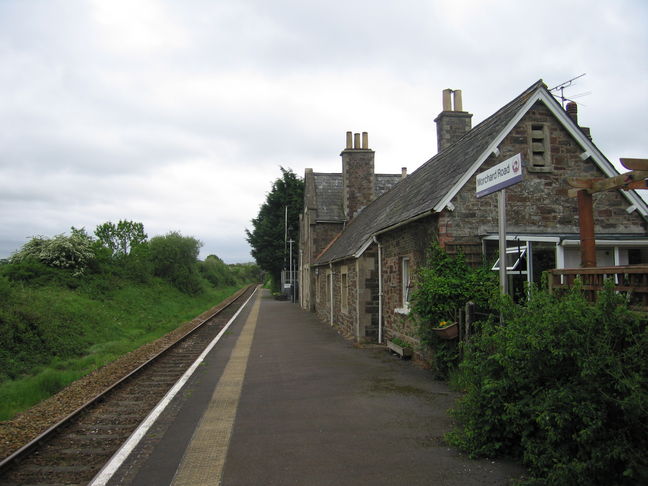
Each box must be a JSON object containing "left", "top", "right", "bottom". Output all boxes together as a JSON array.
[
  {"left": 565, "top": 101, "right": 592, "bottom": 140},
  {"left": 341, "top": 131, "right": 374, "bottom": 220},
  {"left": 566, "top": 101, "right": 578, "bottom": 124},
  {"left": 434, "top": 89, "right": 473, "bottom": 152}
]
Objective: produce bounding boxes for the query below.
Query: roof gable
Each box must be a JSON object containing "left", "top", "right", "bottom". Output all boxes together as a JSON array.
[
  {"left": 435, "top": 86, "right": 648, "bottom": 217},
  {"left": 315, "top": 80, "right": 648, "bottom": 264}
]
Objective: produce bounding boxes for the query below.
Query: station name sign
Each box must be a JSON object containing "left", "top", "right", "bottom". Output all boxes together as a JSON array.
[{"left": 476, "top": 153, "right": 523, "bottom": 198}]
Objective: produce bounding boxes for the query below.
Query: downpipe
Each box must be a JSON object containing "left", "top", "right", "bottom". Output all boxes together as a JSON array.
[
  {"left": 373, "top": 236, "right": 383, "bottom": 344},
  {"left": 329, "top": 262, "right": 334, "bottom": 327}
]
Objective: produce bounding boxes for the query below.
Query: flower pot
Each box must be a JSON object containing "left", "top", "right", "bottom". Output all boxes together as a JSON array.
[
  {"left": 387, "top": 340, "right": 413, "bottom": 359},
  {"left": 432, "top": 322, "right": 458, "bottom": 340}
]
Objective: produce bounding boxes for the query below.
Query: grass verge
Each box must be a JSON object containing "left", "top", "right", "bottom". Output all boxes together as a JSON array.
[{"left": 0, "top": 281, "right": 240, "bottom": 420}]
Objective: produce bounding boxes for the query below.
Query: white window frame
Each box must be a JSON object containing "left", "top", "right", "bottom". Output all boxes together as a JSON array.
[
  {"left": 491, "top": 246, "right": 528, "bottom": 274},
  {"left": 402, "top": 256, "right": 411, "bottom": 308}
]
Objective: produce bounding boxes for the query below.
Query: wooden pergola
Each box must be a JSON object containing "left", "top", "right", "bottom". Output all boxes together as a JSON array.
[{"left": 567, "top": 158, "right": 648, "bottom": 267}]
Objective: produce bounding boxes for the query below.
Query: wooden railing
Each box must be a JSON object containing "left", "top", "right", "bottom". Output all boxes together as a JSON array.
[{"left": 547, "top": 265, "right": 648, "bottom": 311}]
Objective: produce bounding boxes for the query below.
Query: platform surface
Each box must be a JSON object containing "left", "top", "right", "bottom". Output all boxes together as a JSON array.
[{"left": 106, "top": 289, "right": 524, "bottom": 485}]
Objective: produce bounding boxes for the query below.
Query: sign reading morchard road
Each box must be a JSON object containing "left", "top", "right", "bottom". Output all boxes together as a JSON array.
[{"left": 476, "top": 153, "right": 523, "bottom": 198}]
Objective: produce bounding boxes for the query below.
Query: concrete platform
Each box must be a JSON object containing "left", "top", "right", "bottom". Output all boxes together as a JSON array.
[{"left": 104, "top": 289, "right": 524, "bottom": 485}]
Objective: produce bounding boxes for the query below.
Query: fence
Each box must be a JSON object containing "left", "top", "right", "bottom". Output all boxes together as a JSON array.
[{"left": 547, "top": 265, "right": 648, "bottom": 311}]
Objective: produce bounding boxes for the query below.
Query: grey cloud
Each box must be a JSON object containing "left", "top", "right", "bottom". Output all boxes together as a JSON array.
[{"left": 0, "top": 0, "right": 646, "bottom": 263}]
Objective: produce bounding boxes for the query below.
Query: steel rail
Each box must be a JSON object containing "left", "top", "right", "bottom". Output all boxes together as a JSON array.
[{"left": 0, "top": 284, "right": 255, "bottom": 473}]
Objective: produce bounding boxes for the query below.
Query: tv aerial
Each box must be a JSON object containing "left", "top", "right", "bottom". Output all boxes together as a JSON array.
[{"left": 549, "top": 73, "right": 591, "bottom": 107}]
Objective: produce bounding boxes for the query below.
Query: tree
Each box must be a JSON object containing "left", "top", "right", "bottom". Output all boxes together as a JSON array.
[
  {"left": 245, "top": 167, "right": 303, "bottom": 288},
  {"left": 198, "top": 254, "right": 235, "bottom": 287},
  {"left": 94, "top": 220, "right": 147, "bottom": 257},
  {"left": 148, "top": 231, "right": 203, "bottom": 294}
]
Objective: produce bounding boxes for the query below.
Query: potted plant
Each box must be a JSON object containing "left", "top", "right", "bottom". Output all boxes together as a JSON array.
[
  {"left": 432, "top": 320, "right": 459, "bottom": 340},
  {"left": 387, "top": 337, "right": 413, "bottom": 359}
]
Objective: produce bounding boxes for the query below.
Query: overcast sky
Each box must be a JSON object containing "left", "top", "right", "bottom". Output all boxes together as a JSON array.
[{"left": 1, "top": 0, "right": 646, "bottom": 263}]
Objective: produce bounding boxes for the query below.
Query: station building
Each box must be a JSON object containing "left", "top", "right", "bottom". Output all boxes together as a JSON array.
[{"left": 298, "top": 80, "right": 648, "bottom": 347}]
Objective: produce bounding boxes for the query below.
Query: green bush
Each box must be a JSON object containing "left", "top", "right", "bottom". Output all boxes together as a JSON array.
[
  {"left": 1, "top": 260, "right": 78, "bottom": 287},
  {"left": 410, "top": 244, "right": 497, "bottom": 376},
  {"left": 447, "top": 282, "right": 648, "bottom": 485},
  {"left": 0, "top": 291, "right": 92, "bottom": 379},
  {"left": 198, "top": 255, "right": 236, "bottom": 287},
  {"left": 149, "top": 232, "right": 203, "bottom": 294},
  {"left": 0, "top": 275, "right": 13, "bottom": 300}
]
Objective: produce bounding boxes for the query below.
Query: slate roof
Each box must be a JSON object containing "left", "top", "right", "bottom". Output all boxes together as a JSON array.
[
  {"left": 375, "top": 174, "right": 403, "bottom": 197},
  {"left": 313, "top": 173, "right": 344, "bottom": 221},
  {"left": 311, "top": 173, "right": 403, "bottom": 222},
  {"left": 315, "top": 80, "right": 546, "bottom": 264}
]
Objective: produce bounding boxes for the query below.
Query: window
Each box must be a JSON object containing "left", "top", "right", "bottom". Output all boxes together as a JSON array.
[
  {"left": 341, "top": 266, "right": 349, "bottom": 314},
  {"left": 485, "top": 238, "right": 557, "bottom": 300},
  {"left": 528, "top": 123, "right": 551, "bottom": 172},
  {"left": 402, "top": 257, "right": 411, "bottom": 308},
  {"left": 491, "top": 246, "right": 528, "bottom": 273}
]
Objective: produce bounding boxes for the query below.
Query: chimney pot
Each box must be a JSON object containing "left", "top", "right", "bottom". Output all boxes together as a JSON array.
[
  {"left": 442, "top": 89, "right": 453, "bottom": 111},
  {"left": 401, "top": 167, "right": 407, "bottom": 179},
  {"left": 354, "top": 133, "right": 361, "bottom": 149},
  {"left": 346, "top": 131, "right": 353, "bottom": 149},
  {"left": 453, "top": 89, "right": 463, "bottom": 111},
  {"left": 362, "top": 132, "right": 368, "bottom": 149}
]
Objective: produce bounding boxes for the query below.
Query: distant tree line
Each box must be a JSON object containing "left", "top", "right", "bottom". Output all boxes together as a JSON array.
[{"left": 3, "top": 220, "right": 259, "bottom": 294}]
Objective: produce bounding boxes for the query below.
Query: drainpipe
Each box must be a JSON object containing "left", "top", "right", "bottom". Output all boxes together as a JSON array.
[
  {"left": 329, "top": 262, "right": 334, "bottom": 327},
  {"left": 373, "top": 236, "right": 383, "bottom": 344}
]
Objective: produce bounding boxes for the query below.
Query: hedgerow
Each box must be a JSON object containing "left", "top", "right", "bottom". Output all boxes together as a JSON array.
[{"left": 447, "top": 282, "right": 648, "bottom": 485}]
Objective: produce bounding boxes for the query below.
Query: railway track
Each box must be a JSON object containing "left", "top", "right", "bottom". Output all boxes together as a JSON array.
[{"left": 0, "top": 284, "right": 257, "bottom": 486}]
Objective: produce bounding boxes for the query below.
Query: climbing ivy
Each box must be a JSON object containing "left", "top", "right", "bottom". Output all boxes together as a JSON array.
[{"left": 410, "top": 243, "right": 497, "bottom": 376}]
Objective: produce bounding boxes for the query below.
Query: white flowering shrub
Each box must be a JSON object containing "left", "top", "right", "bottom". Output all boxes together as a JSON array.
[{"left": 11, "top": 227, "right": 95, "bottom": 275}]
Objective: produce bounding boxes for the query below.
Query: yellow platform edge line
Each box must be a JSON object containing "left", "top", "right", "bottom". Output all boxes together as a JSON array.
[{"left": 171, "top": 292, "right": 261, "bottom": 486}]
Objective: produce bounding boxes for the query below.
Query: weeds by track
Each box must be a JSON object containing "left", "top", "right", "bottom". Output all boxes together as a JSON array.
[{"left": 0, "top": 284, "right": 256, "bottom": 486}]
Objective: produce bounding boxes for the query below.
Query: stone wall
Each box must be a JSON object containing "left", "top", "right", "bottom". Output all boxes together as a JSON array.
[
  {"left": 311, "top": 222, "right": 343, "bottom": 260},
  {"left": 378, "top": 215, "right": 438, "bottom": 346},
  {"left": 440, "top": 101, "right": 647, "bottom": 254},
  {"left": 301, "top": 216, "right": 343, "bottom": 311},
  {"left": 356, "top": 250, "right": 379, "bottom": 342},
  {"left": 314, "top": 266, "right": 331, "bottom": 325}
]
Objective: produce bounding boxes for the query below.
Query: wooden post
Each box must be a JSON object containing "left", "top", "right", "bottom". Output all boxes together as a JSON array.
[{"left": 577, "top": 189, "right": 596, "bottom": 267}]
